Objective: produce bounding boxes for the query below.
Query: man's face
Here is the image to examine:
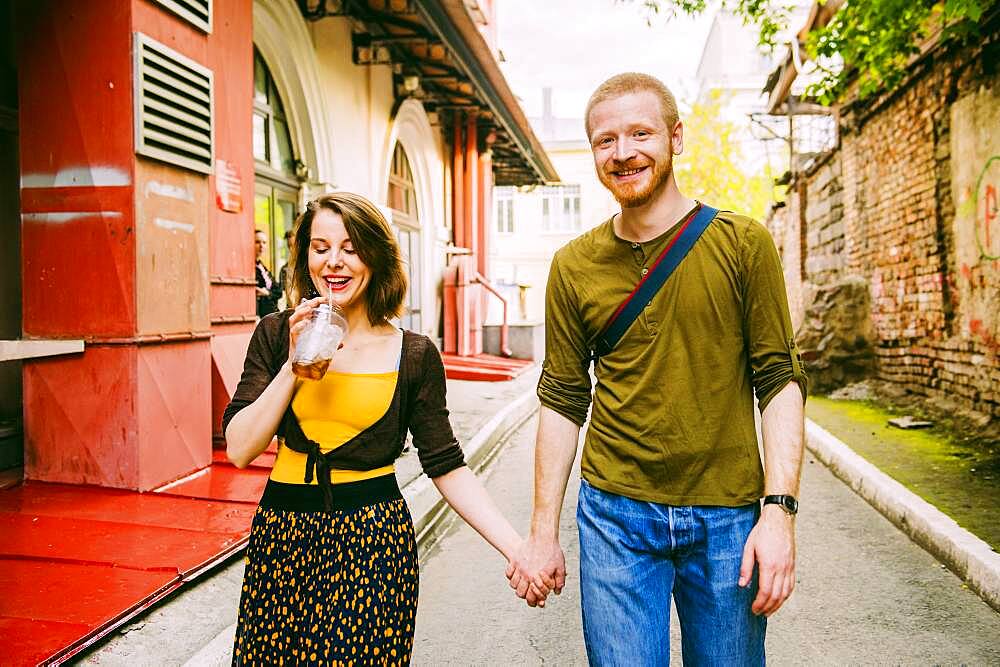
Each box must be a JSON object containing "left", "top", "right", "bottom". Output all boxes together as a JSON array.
[{"left": 588, "top": 91, "right": 681, "bottom": 208}]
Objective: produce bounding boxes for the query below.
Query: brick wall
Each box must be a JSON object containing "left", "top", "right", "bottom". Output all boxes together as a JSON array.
[{"left": 767, "top": 29, "right": 1000, "bottom": 418}]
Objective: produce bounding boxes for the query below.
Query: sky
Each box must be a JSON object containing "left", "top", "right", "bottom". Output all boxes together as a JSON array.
[{"left": 495, "top": 0, "right": 716, "bottom": 121}]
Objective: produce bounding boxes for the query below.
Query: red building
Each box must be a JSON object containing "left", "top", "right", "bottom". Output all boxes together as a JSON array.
[
  {"left": 1, "top": 0, "right": 556, "bottom": 492},
  {"left": 0, "top": 1, "right": 555, "bottom": 660}
]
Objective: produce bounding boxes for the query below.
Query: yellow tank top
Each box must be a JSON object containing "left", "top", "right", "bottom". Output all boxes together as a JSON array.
[{"left": 270, "top": 370, "right": 398, "bottom": 485}]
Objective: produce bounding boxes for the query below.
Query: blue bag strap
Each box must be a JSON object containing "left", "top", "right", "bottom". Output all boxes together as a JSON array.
[{"left": 587, "top": 204, "right": 719, "bottom": 366}]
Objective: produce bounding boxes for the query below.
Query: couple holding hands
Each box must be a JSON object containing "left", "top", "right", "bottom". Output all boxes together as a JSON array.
[{"left": 224, "top": 72, "right": 807, "bottom": 666}]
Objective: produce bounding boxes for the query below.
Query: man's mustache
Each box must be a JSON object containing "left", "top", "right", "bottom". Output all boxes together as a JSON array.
[{"left": 605, "top": 159, "right": 649, "bottom": 173}]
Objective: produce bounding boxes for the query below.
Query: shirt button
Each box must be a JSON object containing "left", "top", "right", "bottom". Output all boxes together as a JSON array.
[
  {"left": 631, "top": 242, "right": 639, "bottom": 249},
  {"left": 641, "top": 267, "right": 649, "bottom": 276}
]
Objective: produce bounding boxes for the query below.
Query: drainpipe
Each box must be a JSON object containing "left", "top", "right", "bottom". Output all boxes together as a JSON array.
[
  {"left": 452, "top": 113, "right": 465, "bottom": 249},
  {"left": 464, "top": 111, "right": 478, "bottom": 259},
  {"left": 478, "top": 135, "right": 493, "bottom": 278},
  {"left": 464, "top": 111, "right": 482, "bottom": 355}
]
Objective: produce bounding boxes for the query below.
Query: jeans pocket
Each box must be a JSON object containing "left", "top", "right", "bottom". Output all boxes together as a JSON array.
[{"left": 578, "top": 481, "right": 666, "bottom": 573}]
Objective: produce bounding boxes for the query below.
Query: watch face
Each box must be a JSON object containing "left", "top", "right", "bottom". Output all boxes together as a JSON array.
[{"left": 765, "top": 495, "right": 798, "bottom": 514}]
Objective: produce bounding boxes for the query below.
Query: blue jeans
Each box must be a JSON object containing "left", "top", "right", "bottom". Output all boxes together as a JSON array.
[{"left": 577, "top": 480, "right": 765, "bottom": 666}]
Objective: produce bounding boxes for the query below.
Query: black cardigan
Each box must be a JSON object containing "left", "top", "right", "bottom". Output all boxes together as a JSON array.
[{"left": 222, "top": 310, "right": 466, "bottom": 509}]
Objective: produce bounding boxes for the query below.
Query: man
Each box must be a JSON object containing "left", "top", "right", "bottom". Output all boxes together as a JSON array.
[
  {"left": 255, "top": 229, "right": 281, "bottom": 317},
  {"left": 507, "top": 73, "right": 807, "bottom": 665},
  {"left": 278, "top": 229, "right": 295, "bottom": 308}
]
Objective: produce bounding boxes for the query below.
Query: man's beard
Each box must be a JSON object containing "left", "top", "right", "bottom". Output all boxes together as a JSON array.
[{"left": 598, "top": 154, "right": 672, "bottom": 208}]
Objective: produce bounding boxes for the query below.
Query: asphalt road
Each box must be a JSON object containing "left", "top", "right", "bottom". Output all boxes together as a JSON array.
[{"left": 412, "top": 415, "right": 1000, "bottom": 666}]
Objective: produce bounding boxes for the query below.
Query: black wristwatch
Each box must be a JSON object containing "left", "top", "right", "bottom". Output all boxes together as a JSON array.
[{"left": 763, "top": 495, "right": 798, "bottom": 515}]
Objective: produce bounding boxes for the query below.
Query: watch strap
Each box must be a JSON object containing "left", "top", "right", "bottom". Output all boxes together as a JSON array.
[{"left": 763, "top": 494, "right": 798, "bottom": 514}]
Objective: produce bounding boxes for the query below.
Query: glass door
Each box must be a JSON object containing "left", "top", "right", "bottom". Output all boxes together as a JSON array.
[{"left": 254, "top": 180, "right": 298, "bottom": 308}]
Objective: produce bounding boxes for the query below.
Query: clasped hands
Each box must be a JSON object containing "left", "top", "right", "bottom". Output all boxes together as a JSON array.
[
  {"left": 505, "top": 534, "right": 566, "bottom": 608},
  {"left": 504, "top": 511, "right": 796, "bottom": 614}
]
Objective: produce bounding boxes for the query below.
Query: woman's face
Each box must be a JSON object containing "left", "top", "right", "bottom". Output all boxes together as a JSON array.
[{"left": 308, "top": 209, "right": 371, "bottom": 312}]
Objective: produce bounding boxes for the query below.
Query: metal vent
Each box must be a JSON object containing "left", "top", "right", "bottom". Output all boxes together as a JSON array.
[
  {"left": 134, "top": 33, "right": 214, "bottom": 174},
  {"left": 150, "top": 0, "right": 212, "bottom": 33}
]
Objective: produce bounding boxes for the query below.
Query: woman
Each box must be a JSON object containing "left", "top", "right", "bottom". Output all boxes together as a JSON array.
[{"left": 224, "top": 193, "right": 523, "bottom": 665}]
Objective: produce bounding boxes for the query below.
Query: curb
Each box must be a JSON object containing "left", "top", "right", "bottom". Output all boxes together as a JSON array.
[
  {"left": 182, "top": 389, "right": 539, "bottom": 667},
  {"left": 806, "top": 419, "right": 1000, "bottom": 613}
]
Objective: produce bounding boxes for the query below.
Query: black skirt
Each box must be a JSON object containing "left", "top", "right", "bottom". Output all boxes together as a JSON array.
[{"left": 233, "top": 476, "right": 418, "bottom": 666}]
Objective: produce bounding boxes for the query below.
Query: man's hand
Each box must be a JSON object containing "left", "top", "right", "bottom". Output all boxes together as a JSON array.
[
  {"left": 505, "top": 533, "right": 567, "bottom": 608},
  {"left": 739, "top": 505, "right": 796, "bottom": 616}
]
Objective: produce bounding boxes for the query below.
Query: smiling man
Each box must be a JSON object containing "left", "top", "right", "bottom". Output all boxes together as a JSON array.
[{"left": 506, "top": 73, "right": 809, "bottom": 665}]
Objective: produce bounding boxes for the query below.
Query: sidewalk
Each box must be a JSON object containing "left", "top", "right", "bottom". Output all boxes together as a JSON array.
[
  {"left": 3, "top": 367, "right": 541, "bottom": 667},
  {"left": 807, "top": 419, "right": 1000, "bottom": 612}
]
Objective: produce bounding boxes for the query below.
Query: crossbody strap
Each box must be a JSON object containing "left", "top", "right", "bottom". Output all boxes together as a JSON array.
[{"left": 587, "top": 204, "right": 719, "bottom": 367}]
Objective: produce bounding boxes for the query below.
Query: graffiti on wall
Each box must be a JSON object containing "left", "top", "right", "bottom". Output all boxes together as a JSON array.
[
  {"left": 950, "top": 85, "right": 1000, "bottom": 352},
  {"left": 974, "top": 156, "right": 1000, "bottom": 262}
]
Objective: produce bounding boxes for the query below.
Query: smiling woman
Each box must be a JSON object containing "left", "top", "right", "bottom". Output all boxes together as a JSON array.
[
  {"left": 286, "top": 193, "right": 408, "bottom": 327},
  {"left": 222, "top": 191, "right": 525, "bottom": 666}
]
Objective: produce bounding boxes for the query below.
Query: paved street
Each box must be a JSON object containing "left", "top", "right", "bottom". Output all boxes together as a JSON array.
[
  {"left": 413, "top": 415, "right": 1000, "bottom": 665},
  {"left": 75, "top": 402, "right": 1000, "bottom": 666}
]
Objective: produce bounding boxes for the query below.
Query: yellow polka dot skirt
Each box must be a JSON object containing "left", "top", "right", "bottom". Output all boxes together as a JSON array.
[{"left": 233, "top": 480, "right": 418, "bottom": 666}]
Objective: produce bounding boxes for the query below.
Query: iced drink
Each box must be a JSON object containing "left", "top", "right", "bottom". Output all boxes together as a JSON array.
[
  {"left": 292, "top": 357, "right": 331, "bottom": 380},
  {"left": 291, "top": 303, "right": 347, "bottom": 380}
]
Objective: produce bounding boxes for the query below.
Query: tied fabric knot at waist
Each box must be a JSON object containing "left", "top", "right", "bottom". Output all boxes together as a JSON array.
[
  {"left": 279, "top": 410, "right": 401, "bottom": 512},
  {"left": 280, "top": 411, "right": 342, "bottom": 511},
  {"left": 301, "top": 443, "right": 336, "bottom": 511}
]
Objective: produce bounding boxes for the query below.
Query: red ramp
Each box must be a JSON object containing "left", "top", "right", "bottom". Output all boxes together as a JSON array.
[{"left": 0, "top": 450, "right": 272, "bottom": 665}]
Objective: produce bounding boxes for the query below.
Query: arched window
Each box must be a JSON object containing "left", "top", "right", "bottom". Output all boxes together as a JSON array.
[
  {"left": 387, "top": 143, "right": 421, "bottom": 331},
  {"left": 252, "top": 48, "right": 298, "bottom": 290}
]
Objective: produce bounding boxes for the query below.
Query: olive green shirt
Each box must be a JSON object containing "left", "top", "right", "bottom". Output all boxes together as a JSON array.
[{"left": 537, "top": 209, "right": 807, "bottom": 506}]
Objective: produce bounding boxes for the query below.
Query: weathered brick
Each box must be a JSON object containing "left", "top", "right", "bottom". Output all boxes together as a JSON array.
[{"left": 766, "top": 40, "right": 998, "bottom": 418}]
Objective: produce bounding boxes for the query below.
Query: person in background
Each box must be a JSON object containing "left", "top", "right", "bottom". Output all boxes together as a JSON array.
[
  {"left": 278, "top": 229, "right": 295, "bottom": 309},
  {"left": 255, "top": 229, "right": 281, "bottom": 317}
]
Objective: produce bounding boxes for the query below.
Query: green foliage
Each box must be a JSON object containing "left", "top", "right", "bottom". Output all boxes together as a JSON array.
[
  {"left": 622, "top": 0, "right": 998, "bottom": 102},
  {"left": 673, "top": 94, "right": 776, "bottom": 220},
  {"left": 628, "top": 0, "right": 794, "bottom": 48},
  {"left": 808, "top": 0, "right": 997, "bottom": 102}
]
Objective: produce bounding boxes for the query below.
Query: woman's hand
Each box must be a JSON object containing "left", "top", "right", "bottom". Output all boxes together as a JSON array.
[{"left": 287, "top": 296, "right": 326, "bottom": 363}]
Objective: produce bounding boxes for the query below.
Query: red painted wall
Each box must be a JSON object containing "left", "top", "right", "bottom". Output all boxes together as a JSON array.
[
  {"left": 204, "top": 0, "right": 255, "bottom": 438},
  {"left": 18, "top": 1, "right": 136, "bottom": 338},
  {"left": 207, "top": 0, "right": 255, "bottom": 322},
  {"left": 20, "top": 1, "right": 253, "bottom": 489},
  {"left": 24, "top": 347, "right": 139, "bottom": 487},
  {"left": 137, "top": 342, "right": 211, "bottom": 491}
]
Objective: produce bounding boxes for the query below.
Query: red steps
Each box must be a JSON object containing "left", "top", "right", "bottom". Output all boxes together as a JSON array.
[{"left": 442, "top": 353, "right": 534, "bottom": 382}]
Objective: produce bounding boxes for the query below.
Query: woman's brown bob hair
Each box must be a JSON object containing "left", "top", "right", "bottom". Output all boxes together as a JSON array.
[{"left": 287, "top": 192, "right": 408, "bottom": 327}]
